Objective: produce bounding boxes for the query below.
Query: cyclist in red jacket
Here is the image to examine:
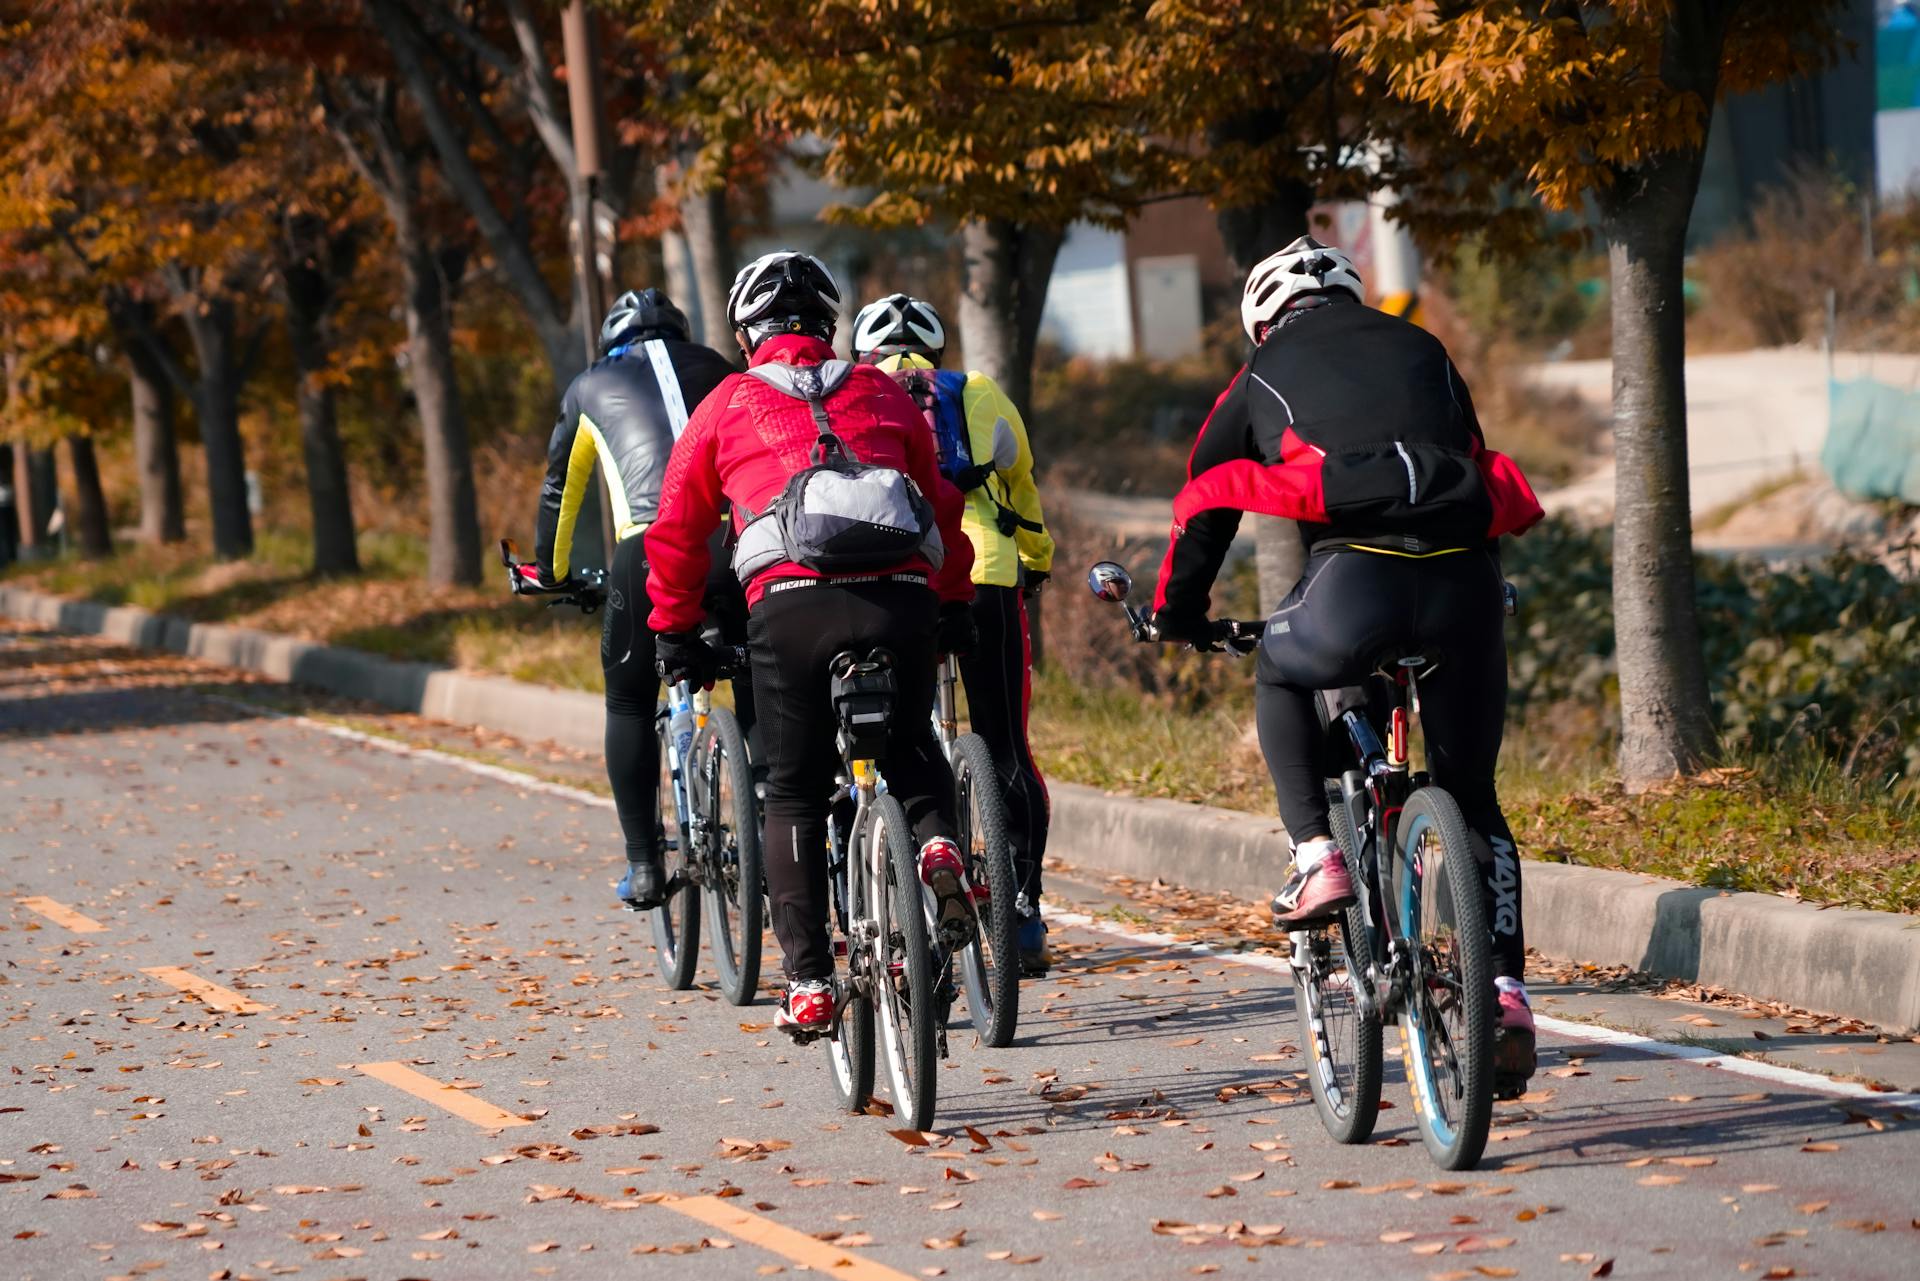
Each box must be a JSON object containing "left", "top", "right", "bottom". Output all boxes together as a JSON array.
[
  {"left": 643, "top": 251, "right": 978, "bottom": 1036},
  {"left": 1151, "top": 236, "right": 1544, "bottom": 1087}
]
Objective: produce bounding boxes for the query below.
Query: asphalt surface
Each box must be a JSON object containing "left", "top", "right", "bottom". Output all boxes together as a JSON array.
[{"left": 4, "top": 621, "right": 1918, "bottom": 1281}]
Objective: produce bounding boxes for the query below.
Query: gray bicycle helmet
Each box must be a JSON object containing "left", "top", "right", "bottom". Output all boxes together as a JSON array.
[{"left": 599, "top": 288, "right": 690, "bottom": 356}]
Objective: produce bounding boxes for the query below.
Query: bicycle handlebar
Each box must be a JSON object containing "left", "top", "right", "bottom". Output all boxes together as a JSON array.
[{"left": 498, "top": 538, "right": 607, "bottom": 613}]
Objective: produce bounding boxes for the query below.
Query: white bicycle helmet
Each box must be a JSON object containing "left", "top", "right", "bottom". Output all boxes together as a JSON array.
[
  {"left": 852, "top": 293, "right": 946, "bottom": 363},
  {"left": 1240, "top": 235, "right": 1364, "bottom": 342},
  {"left": 726, "top": 250, "right": 841, "bottom": 350}
]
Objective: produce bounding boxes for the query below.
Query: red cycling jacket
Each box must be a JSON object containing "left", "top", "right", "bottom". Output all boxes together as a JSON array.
[
  {"left": 1153, "top": 299, "right": 1544, "bottom": 615},
  {"left": 645, "top": 334, "right": 974, "bottom": 633}
]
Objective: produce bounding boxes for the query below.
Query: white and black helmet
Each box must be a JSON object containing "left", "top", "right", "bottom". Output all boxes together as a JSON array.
[
  {"left": 726, "top": 250, "right": 841, "bottom": 350},
  {"left": 1241, "top": 235, "right": 1364, "bottom": 342},
  {"left": 852, "top": 292, "right": 946, "bottom": 363}
]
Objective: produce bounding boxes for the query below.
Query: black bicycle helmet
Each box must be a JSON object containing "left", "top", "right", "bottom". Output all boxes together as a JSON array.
[
  {"left": 598, "top": 287, "right": 690, "bottom": 356},
  {"left": 726, "top": 250, "right": 841, "bottom": 352},
  {"left": 852, "top": 292, "right": 946, "bottom": 364}
]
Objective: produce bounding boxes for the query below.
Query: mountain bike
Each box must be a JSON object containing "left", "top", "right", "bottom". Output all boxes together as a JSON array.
[
  {"left": 932, "top": 654, "right": 1020, "bottom": 1048},
  {"left": 788, "top": 647, "right": 950, "bottom": 1131},
  {"left": 1086, "top": 560, "right": 1495, "bottom": 1171},
  {"left": 650, "top": 649, "right": 764, "bottom": 1005},
  {"left": 499, "top": 540, "right": 764, "bottom": 1006}
]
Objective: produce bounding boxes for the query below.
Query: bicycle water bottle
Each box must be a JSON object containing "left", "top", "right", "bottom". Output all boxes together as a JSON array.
[{"left": 669, "top": 689, "right": 695, "bottom": 768}]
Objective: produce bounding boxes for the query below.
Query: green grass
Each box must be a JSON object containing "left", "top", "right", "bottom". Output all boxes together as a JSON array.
[{"left": 1028, "top": 673, "right": 1920, "bottom": 915}]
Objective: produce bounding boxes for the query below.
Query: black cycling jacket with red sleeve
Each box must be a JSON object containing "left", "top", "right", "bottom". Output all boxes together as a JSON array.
[{"left": 1152, "top": 297, "right": 1543, "bottom": 616}]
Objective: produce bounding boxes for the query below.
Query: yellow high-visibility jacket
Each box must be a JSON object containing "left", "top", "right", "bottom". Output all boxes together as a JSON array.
[{"left": 876, "top": 353, "right": 1053, "bottom": 587}]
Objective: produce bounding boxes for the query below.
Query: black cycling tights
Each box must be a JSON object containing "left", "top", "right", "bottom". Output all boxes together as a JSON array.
[
  {"left": 601, "top": 535, "right": 754, "bottom": 867},
  {"left": 1254, "top": 548, "right": 1526, "bottom": 979},
  {"left": 956, "top": 585, "right": 1050, "bottom": 904},
  {"left": 749, "top": 580, "right": 958, "bottom": 982}
]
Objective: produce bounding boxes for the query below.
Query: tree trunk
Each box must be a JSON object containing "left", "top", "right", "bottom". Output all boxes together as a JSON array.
[
  {"left": 957, "top": 218, "right": 1063, "bottom": 417},
  {"left": 284, "top": 260, "right": 360, "bottom": 577},
  {"left": 126, "top": 335, "right": 186, "bottom": 544},
  {"left": 177, "top": 297, "right": 254, "bottom": 560},
  {"left": 1214, "top": 176, "right": 1315, "bottom": 613},
  {"left": 64, "top": 435, "right": 113, "bottom": 558},
  {"left": 680, "top": 181, "right": 735, "bottom": 351},
  {"left": 1602, "top": 153, "right": 1718, "bottom": 788},
  {"left": 398, "top": 239, "right": 482, "bottom": 587},
  {"left": 13, "top": 440, "right": 56, "bottom": 555}
]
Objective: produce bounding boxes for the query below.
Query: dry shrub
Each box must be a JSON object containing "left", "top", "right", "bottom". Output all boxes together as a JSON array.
[
  {"left": 1037, "top": 499, "right": 1169, "bottom": 691},
  {"left": 1691, "top": 164, "right": 1904, "bottom": 350}
]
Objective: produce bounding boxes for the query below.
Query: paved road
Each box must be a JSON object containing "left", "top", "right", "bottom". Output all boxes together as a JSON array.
[{"left": 4, "top": 623, "right": 1917, "bottom": 1281}]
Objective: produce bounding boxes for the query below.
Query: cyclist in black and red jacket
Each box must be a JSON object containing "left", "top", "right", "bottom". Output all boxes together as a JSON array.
[{"left": 1150, "top": 236, "right": 1545, "bottom": 1085}]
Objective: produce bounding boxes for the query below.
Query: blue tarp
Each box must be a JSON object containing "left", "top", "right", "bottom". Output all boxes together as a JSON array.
[{"left": 1824, "top": 377, "right": 1920, "bottom": 504}]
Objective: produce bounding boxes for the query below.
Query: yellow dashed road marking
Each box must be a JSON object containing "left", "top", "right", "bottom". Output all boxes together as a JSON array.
[
  {"left": 18, "top": 895, "right": 107, "bottom": 933},
  {"left": 139, "top": 965, "right": 271, "bottom": 1014},
  {"left": 662, "top": 1195, "right": 918, "bottom": 1279},
  {"left": 354, "top": 1060, "right": 533, "bottom": 1129}
]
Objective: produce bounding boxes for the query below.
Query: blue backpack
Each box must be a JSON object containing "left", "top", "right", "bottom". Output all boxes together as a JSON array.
[{"left": 892, "top": 367, "right": 991, "bottom": 491}]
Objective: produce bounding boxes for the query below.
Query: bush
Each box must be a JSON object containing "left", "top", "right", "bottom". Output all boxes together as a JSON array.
[
  {"left": 1689, "top": 164, "right": 1908, "bottom": 351},
  {"left": 1505, "top": 518, "right": 1920, "bottom": 794}
]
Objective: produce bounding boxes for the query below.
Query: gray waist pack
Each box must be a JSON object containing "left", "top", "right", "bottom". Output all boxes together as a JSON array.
[{"left": 732, "top": 362, "right": 944, "bottom": 581}]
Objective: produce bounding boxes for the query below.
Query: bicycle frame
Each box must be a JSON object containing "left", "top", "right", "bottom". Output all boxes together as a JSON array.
[
  {"left": 827, "top": 757, "right": 886, "bottom": 1009},
  {"left": 645, "top": 680, "right": 715, "bottom": 901},
  {"left": 933, "top": 654, "right": 960, "bottom": 756},
  {"left": 1336, "top": 668, "right": 1427, "bottom": 1025}
]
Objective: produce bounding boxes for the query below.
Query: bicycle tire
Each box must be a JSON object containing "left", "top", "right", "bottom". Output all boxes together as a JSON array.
[
  {"left": 700, "top": 708, "right": 764, "bottom": 1006},
  {"left": 872, "top": 794, "right": 939, "bottom": 1130},
  {"left": 1395, "top": 785, "right": 1494, "bottom": 1171},
  {"left": 827, "top": 823, "right": 874, "bottom": 1114},
  {"left": 1294, "top": 781, "right": 1384, "bottom": 1145},
  {"left": 950, "top": 734, "right": 1019, "bottom": 1048},
  {"left": 649, "top": 705, "right": 701, "bottom": 990}
]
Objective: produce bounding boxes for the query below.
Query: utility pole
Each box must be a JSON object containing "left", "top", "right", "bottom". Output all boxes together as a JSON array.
[{"left": 562, "top": 1, "right": 618, "bottom": 563}]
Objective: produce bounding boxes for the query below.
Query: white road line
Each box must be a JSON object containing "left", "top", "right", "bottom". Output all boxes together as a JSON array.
[
  {"left": 202, "top": 693, "right": 615, "bottom": 810},
  {"left": 207, "top": 691, "right": 1918, "bottom": 1110},
  {"left": 1046, "top": 909, "right": 1920, "bottom": 1108}
]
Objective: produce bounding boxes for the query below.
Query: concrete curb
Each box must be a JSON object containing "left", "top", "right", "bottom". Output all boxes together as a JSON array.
[
  {"left": 8, "top": 582, "right": 1918, "bottom": 1031},
  {"left": 0, "top": 585, "right": 607, "bottom": 755}
]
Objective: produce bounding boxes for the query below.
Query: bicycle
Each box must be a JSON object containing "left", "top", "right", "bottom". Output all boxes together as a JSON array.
[
  {"left": 499, "top": 540, "right": 765, "bottom": 1007},
  {"left": 1086, "top": 560, "right": 1496, "bottom": 1171},
  {"left": 649, "top": 646, "right": 764, "bottom": 1005},
  {"left": 789, "top": 648, "right": 949, "bottom": 1131},
  {"left": 931, "top": 654, "right": 1020, "bottom": 1048}
]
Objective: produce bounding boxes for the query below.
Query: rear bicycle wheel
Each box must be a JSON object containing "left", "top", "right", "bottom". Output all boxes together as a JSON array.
[
  {"left": 951, "top": 734, "right": 1019, "bottom": 1048},
  {"left": 1395, "top": 786, "right": 1494, "bottom": 1171},
  {"left": 871, "top": 794, "right": 939, "bottom": 1130},
  {"left": 1294, "top": 781, "right": 1384, "bottom": 1145},
  {"left": 700, "top": 709, "right": 764, "bottom": 1006},
  {"left": 827, "top": 835, "right": 874, "bottom": 1113},
  {"left": 649, "top": 706, "right": 701, "bottom": 990}
]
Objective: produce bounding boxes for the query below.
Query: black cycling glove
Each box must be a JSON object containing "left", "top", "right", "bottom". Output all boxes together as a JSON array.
[
  {"left": 935, "top": 602, "right": 979, "bottom": 657},
  {"left": 1148, "top": 608, "right": 1219, "bottom": 652},
  {"left": 655, "top": 630, "right": 719, "bottom": 687},
  {"left": 1021, "top": 569, "right": 1050, "bottom": 599}
]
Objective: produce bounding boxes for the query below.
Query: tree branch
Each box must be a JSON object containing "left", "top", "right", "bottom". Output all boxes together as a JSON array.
[
  {"left": 501, "top": 0, "right": 578, "bottom": 176},
  {"left": 369, "top": 0, "right": 570, "bottom": 373}
]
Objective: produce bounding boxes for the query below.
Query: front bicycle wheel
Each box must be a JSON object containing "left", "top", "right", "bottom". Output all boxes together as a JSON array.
[
  {"left": 871, "top": 794, "right": 939, "bottom": 1130},
  {"left": 1294, "top": 781, "right": 1384, "bottom": 1145},
  {"left": 1395, "top": 786, "right": 1494, "bottom": 1171},
  {"left": 827, "top": 828, "right": 874, "bottom": 1113},
  {"left": 649, "top": 706, "right": 701, "bottom": 990},
  {"left": 700, "top": 708, "right": 764, "bottom": 1006},
  {"left": 951, "top": 734, "right": 1019, "bottom": 1048}
]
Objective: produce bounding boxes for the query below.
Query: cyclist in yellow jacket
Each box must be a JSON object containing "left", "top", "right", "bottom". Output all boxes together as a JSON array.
[{"left": 854, "top": 292, "right": 1058, "bottom": 974}]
